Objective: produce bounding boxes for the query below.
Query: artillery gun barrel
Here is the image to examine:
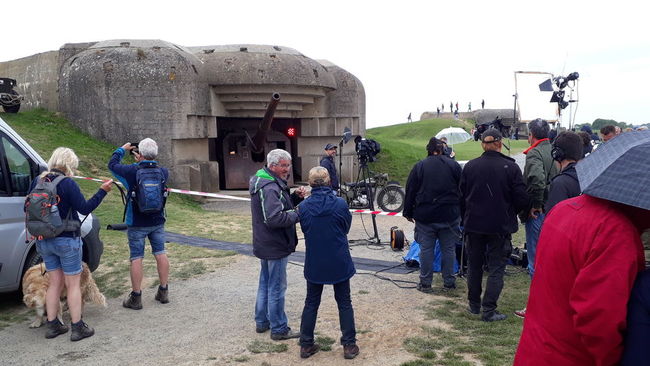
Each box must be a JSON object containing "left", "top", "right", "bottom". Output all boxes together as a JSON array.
[{"left": 252, "top": 92, "right": 281, "bottom": 154}]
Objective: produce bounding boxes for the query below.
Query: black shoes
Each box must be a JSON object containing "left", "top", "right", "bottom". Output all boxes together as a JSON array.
[
  {"left": 466, "top": 306, "right": 480, "bottom": 315},
  {"left": 155, "top": 286, "right": 169, "bottom": 304},
  {"left": 343, "top": 344, "right": 360, "bottom": 359},
  {"left": 123, "top": 291, "right": 143, "bottom": 310},
  {"left": 270, "top": 327, "right": 300, "bottom": 341},
  {"left": 255, "top": 325, "right": 270, "bottom": 333},
  {"left": 45, "top": 318, "right": 68, "bottom": 339},
  {"left": 416, "top": 283, "right": 434, "bottom": 294},
  {"left": 70, "top": 320, "right": 95, "bottom": 341},
  {"left": 482, "top": 310, "right": 507, "bottom": 322},
  {"left": 442, "top": 284, "right": 457, "bottom": 291},
  {"left": 300, "top": 344, "right": 321, "bottom": 359}
]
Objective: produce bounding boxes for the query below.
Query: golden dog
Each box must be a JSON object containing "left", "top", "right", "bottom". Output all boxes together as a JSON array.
[{"left": 22, "top": 262, "right": 106, "bottom": 328}]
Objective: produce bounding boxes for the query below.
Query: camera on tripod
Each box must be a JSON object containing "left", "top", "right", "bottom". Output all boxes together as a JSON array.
[{"left": 354, "top": 136, "right": 381, "bottom": 165}]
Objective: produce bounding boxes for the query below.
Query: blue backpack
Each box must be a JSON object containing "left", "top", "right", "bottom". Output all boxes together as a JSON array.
[{"left": 130, "top": 163, "right": 167, "bottom": 214}]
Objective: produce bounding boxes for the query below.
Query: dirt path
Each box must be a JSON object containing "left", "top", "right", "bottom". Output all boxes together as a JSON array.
[{"left": 0, "top": 211, "right": 458, "bottom": 366}]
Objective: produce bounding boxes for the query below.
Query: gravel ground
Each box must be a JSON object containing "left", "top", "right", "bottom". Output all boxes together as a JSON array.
[
  {"left": 0, "top": 207, "right": 429, "bottom": 366},
  {"left": 0, "top": 155, "right": 525, "bottom": 365}
]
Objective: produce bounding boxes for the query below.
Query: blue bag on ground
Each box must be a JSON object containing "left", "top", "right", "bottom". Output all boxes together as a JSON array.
[{"left": 403, "top": 240, "right": 459, "bottom": 273}]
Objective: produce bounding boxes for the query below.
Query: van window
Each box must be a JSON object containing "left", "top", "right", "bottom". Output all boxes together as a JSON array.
[{"left": 0, "top": 135, "right": 34, "bottom": 196}]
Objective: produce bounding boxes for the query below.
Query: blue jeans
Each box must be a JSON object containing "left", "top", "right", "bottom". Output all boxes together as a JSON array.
[
  {"left": 126, "top": 225, "right": 166, "bottom": 260},
  {"left": 415, "top": 219, "right": 461, "bottom": 287},
  {"left": 525, "top": 213, "right": 545, "bottom": 278},
  {"left": 255, "top": 256, "right": 289, "bottom": 334},
  {"left": 36, "top": 236, "right": 83, "bottom": 275},
  {"left": 300, "top": 280, "right": 356, "bottom": 347}
]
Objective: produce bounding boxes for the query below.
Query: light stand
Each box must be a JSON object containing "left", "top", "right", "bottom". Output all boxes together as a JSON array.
[
  {"left": 337, "top": 127, "right": 352, "bottom": 196},
  {"left": 355, "top": 155, "right": 381, "bottom": 245}
]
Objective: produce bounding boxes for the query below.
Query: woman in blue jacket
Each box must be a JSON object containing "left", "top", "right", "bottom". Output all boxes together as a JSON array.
[
  {"left": 297, "top": 166, "right": 359, "bottom": 360},
  {"left": 31, "top": 147, "right": 112, "bottom": 341}
]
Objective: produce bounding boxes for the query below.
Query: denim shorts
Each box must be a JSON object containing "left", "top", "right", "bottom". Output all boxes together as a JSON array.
[
  {"left": 36, "top": 237, "right": 83, "bottom": 275},
  {"left": 126, "top": 225, "right": 166, "bottom": 260}
]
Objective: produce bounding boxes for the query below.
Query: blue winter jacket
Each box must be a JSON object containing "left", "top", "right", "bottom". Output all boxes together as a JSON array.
[
  {"left": 108, "top": 147, "right": 168, "bottom": 227},
  {"left": 298, "top": 186, "right": 355, "bottom": 284}
]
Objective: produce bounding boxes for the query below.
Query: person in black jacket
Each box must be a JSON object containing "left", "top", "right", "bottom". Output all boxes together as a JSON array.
[
  {"left": 319, "top": 143, "right": 339, "bottom": 190},
  {"left": 404, "top": 137, "right": 462, "bottom": 293},
  {"left": 545, "top": 132, "right": 583, "bottom": 213},
  {"left": 460, "top": 129, "right": 529, "bottom": 321},
  {"left": 249, "top": 149, "right": 306, "bottom": 341}
]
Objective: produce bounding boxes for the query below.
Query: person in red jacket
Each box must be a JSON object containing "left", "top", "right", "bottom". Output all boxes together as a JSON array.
[{"left": 514, "top": 195, "right": 649, "bottom": 366}]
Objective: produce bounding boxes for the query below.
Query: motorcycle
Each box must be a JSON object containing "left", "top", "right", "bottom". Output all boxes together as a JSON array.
[{"left": 340, "top": 171, "right": 405, "bottom": 213}]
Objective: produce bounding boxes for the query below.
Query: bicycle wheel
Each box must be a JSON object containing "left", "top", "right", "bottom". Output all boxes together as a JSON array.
[{"left": 377, "top": 185, "right": 405, "bottom": 212}]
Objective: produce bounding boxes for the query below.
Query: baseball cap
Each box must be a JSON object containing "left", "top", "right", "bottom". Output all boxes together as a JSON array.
[
  {"left": 481, "top": 129, "right": 503, "bottom": 143},
  {"left": 324, "top": 143, "right": 337, "bottom": 150}
]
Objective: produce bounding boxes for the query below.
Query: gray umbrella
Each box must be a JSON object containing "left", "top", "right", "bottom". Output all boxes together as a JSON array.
[{"left": 576, "top": 130, "right": 650, "bottom": 210}]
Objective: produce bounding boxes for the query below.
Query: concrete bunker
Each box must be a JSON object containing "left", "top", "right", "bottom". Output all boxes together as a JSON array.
[{"left": 0, "top": 41, "right": 365, "bottom": 191}]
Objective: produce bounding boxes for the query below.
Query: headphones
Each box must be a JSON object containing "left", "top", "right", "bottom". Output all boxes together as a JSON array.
[{"left": 551, "top": 144, "right": 565, "bottom": 162}]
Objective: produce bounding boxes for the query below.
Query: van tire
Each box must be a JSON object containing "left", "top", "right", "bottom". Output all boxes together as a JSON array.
[{"left": 22, "top": 249, "right": 42, "bottom": 275}]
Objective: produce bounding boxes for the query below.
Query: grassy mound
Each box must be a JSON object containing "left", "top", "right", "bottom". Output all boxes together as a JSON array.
[{"left": 367, "top": 118, "right": 529, "bottom": 185}]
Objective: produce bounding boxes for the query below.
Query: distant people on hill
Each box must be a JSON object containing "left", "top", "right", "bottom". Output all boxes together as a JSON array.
[
  {"left": 468, "top": 102, "right": 472, "bottom": 112},
  {"left": 455, "top": 102, "right": 459, "bottom": 112},
  {"left": 450, "top": 102, "right": 453, "bottom": 112},
  {"left": 436, "top": 107, "right": 440, "bottom": 117},
  {"left": 441, "top": 103, "right": 444, "bottom": 112},
  {"left": 407, "top": 113, "right": 412, "bottom": 123},
  {"left": 481, "top": 99, "right": 485, "bottom": 109},
  {"left": 600, "top": 125, "right": 617, "bottom": 142}
]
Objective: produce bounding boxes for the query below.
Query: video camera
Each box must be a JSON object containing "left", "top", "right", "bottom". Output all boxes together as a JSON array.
[{"left": 354, "top": 136, "right": 381, "bottom": 164}]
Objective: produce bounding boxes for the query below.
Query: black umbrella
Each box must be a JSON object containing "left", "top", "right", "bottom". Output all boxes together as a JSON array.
[{"left": 576, "top": 130, "right": 650, "bottom": 210}]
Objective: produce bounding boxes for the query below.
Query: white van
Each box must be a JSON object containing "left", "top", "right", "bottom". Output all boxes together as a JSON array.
[{"left": 0, "top": 116, "right": 103, "bottom": 294}]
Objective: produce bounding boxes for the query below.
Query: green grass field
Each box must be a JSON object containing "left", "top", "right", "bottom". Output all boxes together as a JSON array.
[
  {"left": 367, "top": 118, "right": 529, "bottom": 185},
  {"left": 1, "top": 109, "right": 248, "bottom": 301},
  {"left": 1, "top": 110, "right": 534, "bottom": 364}
]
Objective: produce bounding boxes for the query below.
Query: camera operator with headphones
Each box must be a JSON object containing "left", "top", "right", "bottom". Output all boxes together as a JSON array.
[{"left": 545, "top": 131, "right": 584, "bottom": 213}]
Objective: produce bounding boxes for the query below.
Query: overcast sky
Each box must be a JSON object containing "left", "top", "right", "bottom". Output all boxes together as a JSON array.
[{"left": 3, "top": 0, "right": 648, "bottom": 128}]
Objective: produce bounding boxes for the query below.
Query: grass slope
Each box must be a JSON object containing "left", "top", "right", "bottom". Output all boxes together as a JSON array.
[
  {"left": 1, "top": 109, "right": 248, "bottom": 299},
  {"left": 367, "top": 118, "right": 529, "bottom": 185}
]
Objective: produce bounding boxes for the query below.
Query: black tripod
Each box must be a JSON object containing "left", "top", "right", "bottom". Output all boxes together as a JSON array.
[{"left": 354, "top": 156, "right": 381, "bottom": 244}]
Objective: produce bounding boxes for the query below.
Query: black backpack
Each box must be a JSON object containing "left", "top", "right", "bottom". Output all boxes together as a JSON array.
[
  {"left": 25, "top": 175, "right": 80, "bottom": 239},
  {"left": 129, "top": 163, "right": 168, "bottom": 214}
]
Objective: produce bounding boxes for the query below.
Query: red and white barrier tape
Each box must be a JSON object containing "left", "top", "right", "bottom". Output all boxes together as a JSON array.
[
  {"left": 72, "top": 176, "right": 251, "bottom": 202},
  {"left": 73, "top": 175, "right": 405, "bottom": 216},
  {"left": 350, "top": 209, "right": 403, "bottom": 217}
]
